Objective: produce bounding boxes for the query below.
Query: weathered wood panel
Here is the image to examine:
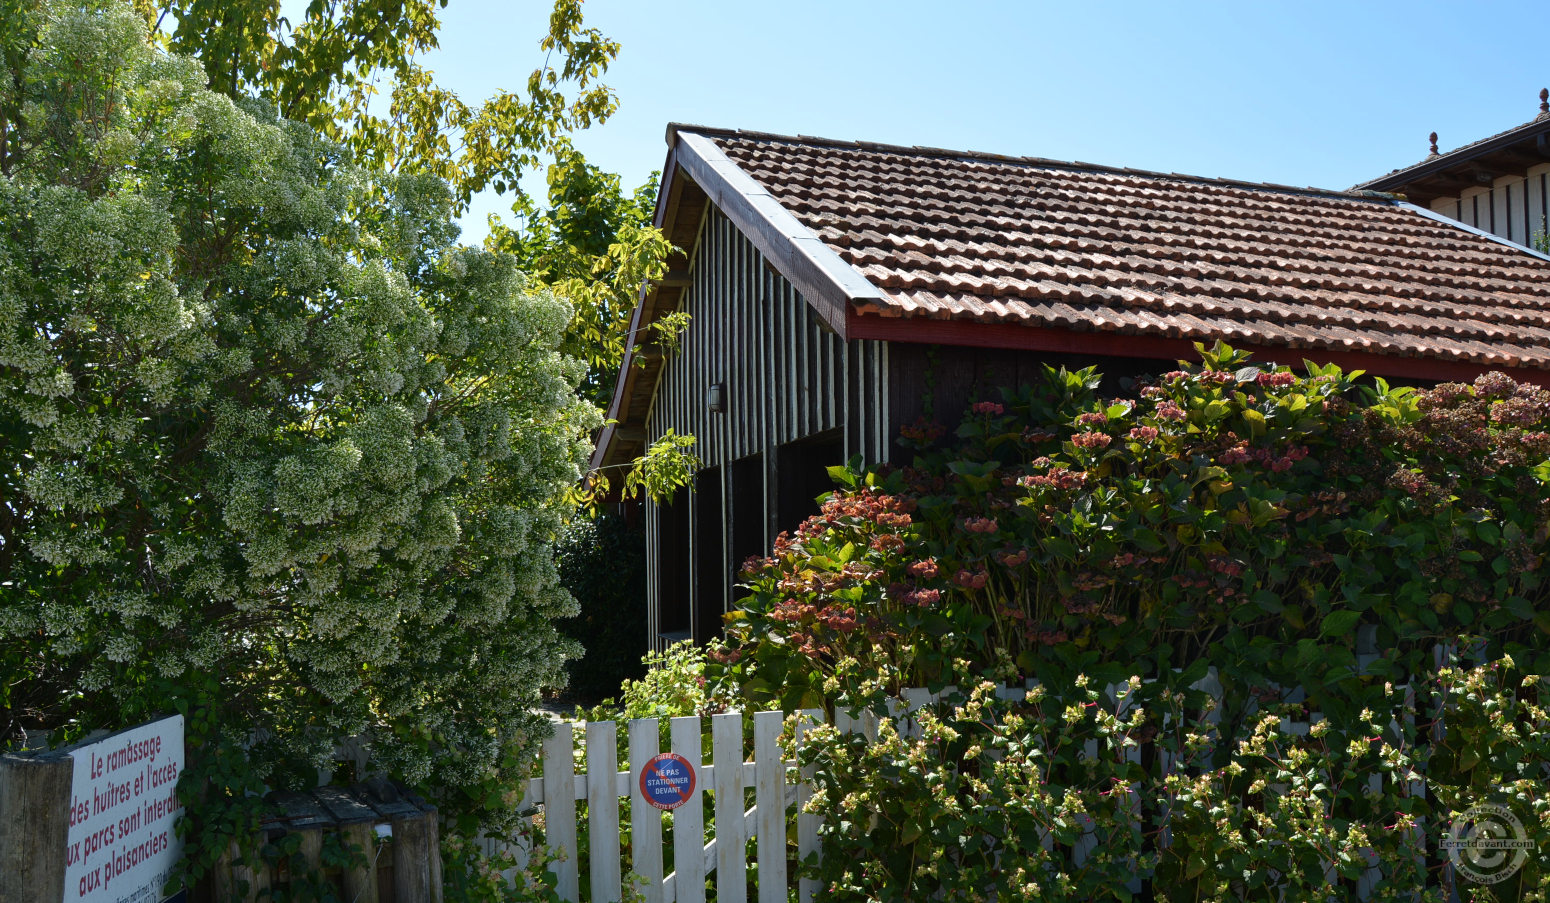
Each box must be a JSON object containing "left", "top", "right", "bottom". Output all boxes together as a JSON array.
[
  {"left": 1428, "top": 163, "right": 1550, "bottom": 248},
  {"left": 643, "top": 207, "right": 890, "bottom": 649}
]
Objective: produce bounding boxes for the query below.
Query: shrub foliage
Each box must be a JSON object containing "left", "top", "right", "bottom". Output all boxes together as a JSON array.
[
  {"left": 714, "top": 343, "right": 1550, "bottom": 899},
  {"left": 0, "top": 0, "right": 593, "bottom": 874}
]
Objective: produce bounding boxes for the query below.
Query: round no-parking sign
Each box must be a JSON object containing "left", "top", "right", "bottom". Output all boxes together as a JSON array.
[{"left": 639, "top": 752, "right": 696, "bottom": 811}]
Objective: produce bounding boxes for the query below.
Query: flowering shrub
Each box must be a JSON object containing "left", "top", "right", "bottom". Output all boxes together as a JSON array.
[
  {"left": 712, "top": 343, "right": 1550, "bottom": 899},
  {"left": 791, "top": 657, "right": 1548, "bottom": 900},
  {"left": 721, "top": 343, "right": 1550, "bottom": 710}
]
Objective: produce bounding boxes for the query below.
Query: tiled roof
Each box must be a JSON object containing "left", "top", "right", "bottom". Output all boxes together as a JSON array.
[{"left": 701, "top": 128, "right": 1550, "bottom": 372}]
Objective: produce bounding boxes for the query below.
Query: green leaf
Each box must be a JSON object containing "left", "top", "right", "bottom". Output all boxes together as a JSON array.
[{"left": 1321, "top": 610, "right": 1361, "bottom": 637}]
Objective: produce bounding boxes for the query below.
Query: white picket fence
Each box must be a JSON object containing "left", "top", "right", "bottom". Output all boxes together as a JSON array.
[
  {"left": 510, "top": 708, "right": 836, "bottom": 903},
  {"left": 503, "top": 639, "right": 1479, "bottom": 903}
]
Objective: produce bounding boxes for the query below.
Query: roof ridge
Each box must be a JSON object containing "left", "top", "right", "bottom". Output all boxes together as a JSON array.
[
  {"left": 1354, "top": 113, "right": 1550, "bottom": 191},
  {"left": 666, "top": 122, "right": 1399, "bottom": 205}
]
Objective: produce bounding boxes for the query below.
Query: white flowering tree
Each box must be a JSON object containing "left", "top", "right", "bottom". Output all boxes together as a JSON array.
[{"left": 0, "top": 0, "right": 593, "bottom": 852}]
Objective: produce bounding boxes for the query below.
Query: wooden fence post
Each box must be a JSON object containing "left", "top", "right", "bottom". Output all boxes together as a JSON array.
[
  {"left": 628, "top": 718, "right": 663, "bottom": 903},
  {"left": 0, "top": 752, "right": 71, "bottom": 903},
  {"left": 711, "top": 712, "right": 746, "bottom": 903},
  {"left": 586, "top": 721, "right": 622, "bottom": 903},
  {"left": 669, "top": 716, "right": 706, "bottom": 903}
]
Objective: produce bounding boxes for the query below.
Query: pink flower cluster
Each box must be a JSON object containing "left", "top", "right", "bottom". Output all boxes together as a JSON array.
[
  {"left": 1072, "top": 431, "right": 1112, "bottom": 449},
  {"left": 1018, "top": 466, "right": 1088, "bottom": 490},
  {"left": 997, "top": 548, "right": 1030, "bottom": 568},
  {"left": 1075, "top": 412, "right": 1108, "bottom": 426},
  {"left": 962, "top": 516, "right": 999, "bottom": 534},
  {"left": 906, "top": 558, "right": 940, "bottom": 579},
  {"left": 1256, "top": 370, "right": 1297, "bottom": 388},
  {"left": 905, "top": 588, "right": 941, "bottom": 607},
  {"left": 1154, "top": 401, "right": 1187, "bottom": 421},
  {"left": 1219, "top": 442, "right": 1309, "bottom": 472},
  {"left": 971, "top": 401, "right": 1005, "bottom": 416},
  {"left": 953, "top": 567, "right": 989, "bottom": 590},
  {"left": 1128, "top": 426, "right": 1159, "bottom": 442}
]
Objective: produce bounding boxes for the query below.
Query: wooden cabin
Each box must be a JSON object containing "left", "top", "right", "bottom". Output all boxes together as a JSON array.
[
  {"left": 1358, "top": 89, "right": 1550, "bottom": 248},
  {"left": 592, "top": 124, "right": 1550, "bottom": 650}
]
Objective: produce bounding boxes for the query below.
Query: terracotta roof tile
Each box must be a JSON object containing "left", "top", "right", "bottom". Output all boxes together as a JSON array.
[{"left": 701, "top": 129, "right": 1550, "bottom": 370}]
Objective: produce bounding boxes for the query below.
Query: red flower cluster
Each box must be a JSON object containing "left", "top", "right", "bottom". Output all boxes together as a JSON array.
[
  {"left": 971, "top": 401, "right": 1005, "bottom": 416},
  {"left": 906, "top": 558, "right": 940, "bottom": 579},
  {"left": 1256, "top": 370, "right": 1296, "bottom": 388},
  {"left": 899, "top": 417, "right": 947, "bottom": 443},
  {"left": 952, "top": 567, "right": 989, "bottom": 590}
]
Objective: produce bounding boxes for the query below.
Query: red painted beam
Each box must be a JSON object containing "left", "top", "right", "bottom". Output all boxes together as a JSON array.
[{"left": 845, "top": 312, "right": 1550, "bottom": 387}]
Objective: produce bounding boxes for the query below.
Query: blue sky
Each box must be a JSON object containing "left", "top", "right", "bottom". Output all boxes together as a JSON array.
[{"left": 421, "top": 1, "right": 1550, "bottom": 245}]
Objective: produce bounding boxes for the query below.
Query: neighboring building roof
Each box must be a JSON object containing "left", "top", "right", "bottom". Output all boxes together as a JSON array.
[
  {"left": 1355, "top": 90, "right": 1550, "bottom": 204},
  {"left": 594, "top": 125, "right": 1550, "bottom": 475}
]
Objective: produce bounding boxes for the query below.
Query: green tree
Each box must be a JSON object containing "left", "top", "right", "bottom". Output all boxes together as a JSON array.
[
  {"left": 134, "top": 0, "right": 617, "bottom": 214},
  {"left": 134, "top": 0, "right": 675, "bottom": 407},
  {"left": 0, "top": 0, "right": 592, "bottom": 862},
  {"left": 488, "top": 141, "right": 672, "bottom": 407}
]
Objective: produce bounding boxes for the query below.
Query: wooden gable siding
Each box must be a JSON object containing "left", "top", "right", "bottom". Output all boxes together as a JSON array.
[
  {"left": 643, "top": 207, "right": 891, "bottom": 648},
  {"left": 1430, "top": 162, "right": 1550, "bottom": 248}
]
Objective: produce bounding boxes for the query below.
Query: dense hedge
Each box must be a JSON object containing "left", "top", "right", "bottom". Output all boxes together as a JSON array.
[
  {"left": 721, "top": 343, "right": 1550, "bottom": 702},
  {"left": 555, "top": 513, "right": 649, "bottom": 700},
  {"left": 710, "top": 343, "right": 1550, "bottom": 900}
]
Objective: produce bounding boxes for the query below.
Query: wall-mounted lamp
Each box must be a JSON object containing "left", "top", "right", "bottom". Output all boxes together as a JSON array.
[{"left": 706, "top": 382, "right": 726, "bottom": 414}]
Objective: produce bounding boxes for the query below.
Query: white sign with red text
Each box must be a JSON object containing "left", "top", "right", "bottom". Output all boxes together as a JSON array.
[{"left": 63, "top": 715, "right": 185, "bottom": 903}]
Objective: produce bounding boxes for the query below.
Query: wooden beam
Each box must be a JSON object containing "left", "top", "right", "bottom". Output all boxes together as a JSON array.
[{"left": 845, "top": 312, "right": 1550, "bottom": 387}]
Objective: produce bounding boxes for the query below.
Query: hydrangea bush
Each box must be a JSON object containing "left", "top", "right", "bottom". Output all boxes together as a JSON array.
[
  {"left": 712, "top": 343, "right": 1550, "bottom": 899},
  {"left": 0, "top": 0, "right": 593, "bottom": 875}
]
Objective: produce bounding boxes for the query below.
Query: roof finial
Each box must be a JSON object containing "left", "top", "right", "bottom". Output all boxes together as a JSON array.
[
  {"left": 1540, "top": 88, "right": 1549, "bottom": 117},
  {"left": 1428, "top": 131, "right": 1439, "bottom": 156}
]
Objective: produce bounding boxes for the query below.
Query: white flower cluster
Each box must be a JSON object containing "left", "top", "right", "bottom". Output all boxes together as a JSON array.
[{"left": 1, "top": 0, "right": 595, "bottom": 807}]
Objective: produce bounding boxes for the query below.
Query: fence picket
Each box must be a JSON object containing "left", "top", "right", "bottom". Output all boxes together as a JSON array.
[
  {"left": 795, "top": 709, "right": 823, "bottom": 903},
  {"left": 670, "top": 716, "right": 707, "bottom": 903},
  {"left": 542, "top": 728, "right": 579, "bottom": 901},
  {"left": 586, "top": 721, "right": 622, "bottom": 903},
  {"left": 512, "top": 670, "right": 1467, "bottom": 903},
  {"left": 629, "top": 718, "right": 664, "bottom": 903},
  {"left": 712, "top": 711, "right": 747, "bottom": 903},
  {"left": 754, "top": 711, "right": 786, "bottom": 903}
]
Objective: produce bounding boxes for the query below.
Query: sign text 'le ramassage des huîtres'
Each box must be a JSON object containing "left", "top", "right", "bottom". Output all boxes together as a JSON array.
[{"left": 64, "top": 714, "right": 185, "bottom": 903}]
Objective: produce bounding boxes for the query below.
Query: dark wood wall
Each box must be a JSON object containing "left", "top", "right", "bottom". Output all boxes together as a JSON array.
[
  {"left": 885, "top": 343, "right": 1168, "bottom": 458},
  {"left": 643, "top": 208, "right": 892, "bottom": 648}
]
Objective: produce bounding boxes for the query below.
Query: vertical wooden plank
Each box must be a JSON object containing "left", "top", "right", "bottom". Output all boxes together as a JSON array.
[
  {"left": 0, "top": 753, "right": 70, "bottom": 903},
  {"left": 712, "top": 712, "right": 747, "bottom": 903},
  {"left": 629, "top": 718, "right": 664, "bottom": 903},
  {"left": 670, "top": 716, "right": 706, "bottom": 903},
  {"left": 337, "top": 823, "right": 380, "bottom": 903},
  {"left": 784, "top": 285, "right": 797, "bottom": 443},
  {"left": 391, "top": 813, "right": 435, "bottom": 903},
  {"left": 878, "top": 342, "right": 890, "bottom": 464},
  {"left": 587, "top": 721, "right": 623, "bottom": 903},
  {"left": 542, "top": 727, "right": 579, "bottom": 901},
  {"left": 754, "top": 712, "right": 787, "bottom": 903},
  {"left": 646, "top": 502, "right": 658, "bottom": 649},
  {"left": 795, "top": 709, "right": 824, "bottom": 903}
]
